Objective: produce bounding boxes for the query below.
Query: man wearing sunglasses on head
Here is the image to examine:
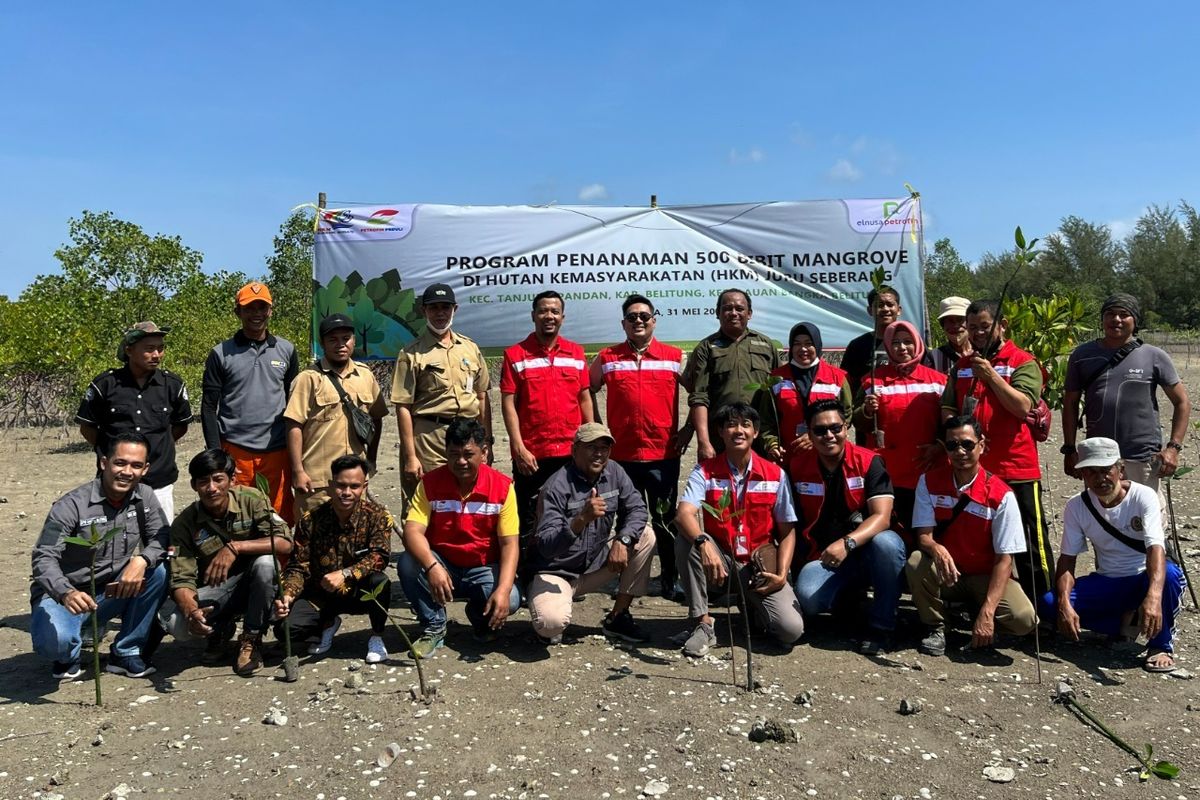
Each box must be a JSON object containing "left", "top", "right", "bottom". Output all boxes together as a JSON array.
[
  {"left": 789, "top": 399, "right": 904, "bottom": 654},
  {"left": 905, "top": 416, "right": 1035, "bottom": 657},
  {"left": 590, "top": 294, "right": 686, "bottom": 600}
]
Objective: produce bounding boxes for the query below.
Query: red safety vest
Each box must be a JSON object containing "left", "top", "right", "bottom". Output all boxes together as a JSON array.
[
  {"left": 698, "top": 455, "right": 782, "bottom": 564},
  {"left": 952, "top": 340, "right": 1042, "bottom": 481},
  {"left": 860, "top": 363, "right": 947, "bottom": 489},
  {"left": 769, "top": 360, "right": 848, "bottom": 442},
  {"left": 500, "top": 334, "right": 588, "bottom": 459},
  {"left": 923, "top": 465, "right": 1011, "bottom": 577},
  {"left": 596, "top": 339, "right": 683, "bottom": 461},
  {"left": 789, "top": 441, "right": 877, "bottom": 561},
  {"left": 421, "top": 463, "right": 512, "bottom": 568}
]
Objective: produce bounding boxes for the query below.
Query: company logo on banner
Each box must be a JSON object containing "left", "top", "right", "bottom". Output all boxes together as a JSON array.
[
  {"left": 316, "top": 205, "right": 416, "bottom": 241},
  {"left": 844, "top": 199, "right": 921, "bottom": 235}
]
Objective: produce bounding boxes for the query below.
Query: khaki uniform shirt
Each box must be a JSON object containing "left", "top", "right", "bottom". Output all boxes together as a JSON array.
[
  {"left": 283, "top": 358, "right": 388, "bottom": 488},
  {"left": 169, "top": 485, "right": 291, "bottom": 591},
  {"left": 390, "top": 329, "right": 489, "bottom": 418}
]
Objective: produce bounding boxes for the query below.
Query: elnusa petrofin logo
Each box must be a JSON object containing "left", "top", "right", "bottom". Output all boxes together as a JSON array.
[
  {"left": 843, "top": 198, "right": 921, "bottom": 236},
  {"left": 316, "top": 205, "right": 417, "bottom": 241}
]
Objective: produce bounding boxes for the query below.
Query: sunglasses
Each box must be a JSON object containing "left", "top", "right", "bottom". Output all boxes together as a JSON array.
[
  {"left": 944, "top": 439, "right": 979, "bottom": 452},
  {"left": 811, "top": 423, "right": 845, "bottom": 437},
  {"left": 623, "top": 312, "right": 656, "bottom": 323}
]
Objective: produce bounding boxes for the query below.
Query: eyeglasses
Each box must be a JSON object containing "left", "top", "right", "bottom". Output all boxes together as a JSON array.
[
  {"left": 623, "top": 312, "right": 656, "bottom": 323},
  {"left": 811, "top": 423, "right": 845, "bottom": 437},
  {"left": 944, "top": 439, "right": 979, "bottom": 452}
]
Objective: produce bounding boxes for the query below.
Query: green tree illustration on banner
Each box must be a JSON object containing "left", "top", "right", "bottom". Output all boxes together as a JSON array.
[{"left": 310, "top": 269, "right": 426, "bottom": 359}]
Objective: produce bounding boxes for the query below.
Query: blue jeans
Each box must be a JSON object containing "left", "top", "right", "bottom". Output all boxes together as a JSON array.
[
  {"left": 794, "top": 530, "right": 906, "bottom": 632},
  {"left": 1040, "top": 561, "right": 1185, "bottom": 652},
  {"left": 397, "top": 551, "right": 520, "bottom": 635},
  {"left": 31, "top": 563, "right": 168, "bottom": 663}
]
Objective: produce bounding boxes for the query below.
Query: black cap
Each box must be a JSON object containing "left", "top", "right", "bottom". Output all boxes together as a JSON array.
[
  {"left": 421, "top": 283, "right": 456, "bottom": 305},
  {"left": 319, "top": 313, "right": 354, "bottom": 338}
]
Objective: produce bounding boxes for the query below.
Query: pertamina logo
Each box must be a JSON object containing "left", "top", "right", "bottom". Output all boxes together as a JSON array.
[{"left": 365, "top": 209, "right": 401, "bottom": 226}]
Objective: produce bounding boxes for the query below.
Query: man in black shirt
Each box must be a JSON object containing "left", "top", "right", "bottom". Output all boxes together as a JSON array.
[
  {"left": 840, "top": 287, "right": 903, "bottom": 396},
  {"left": 77, "top": 322, "right": 193, "bottom": 521}
]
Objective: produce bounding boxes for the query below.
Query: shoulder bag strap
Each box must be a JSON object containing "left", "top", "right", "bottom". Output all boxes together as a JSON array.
[
  {"left": 1080, "top": 490, "right": 1146, "bottom": 553},
  {"left": 1079, "top": 339, "right": 1141, "bottom": 417}
]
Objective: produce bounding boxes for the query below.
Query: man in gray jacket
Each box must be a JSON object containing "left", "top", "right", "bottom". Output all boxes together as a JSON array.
[
  {"left": 30, "top": 432, "right": 170, "bottom": 679},
  {"left": 527, "top": 423, "right": 655, "bottom": 644}
]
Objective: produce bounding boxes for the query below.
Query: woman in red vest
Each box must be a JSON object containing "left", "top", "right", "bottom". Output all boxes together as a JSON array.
[
  {"left": 856, "top": 320, "right": 946, "bottom": 542},
  {"left": 759, "top": 322, "right": 852, "bottom": 463}
]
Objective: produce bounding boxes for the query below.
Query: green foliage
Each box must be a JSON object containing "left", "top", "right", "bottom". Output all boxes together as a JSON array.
[
  {"left": 923, "top": 238, "right": 974, "bottom": 345},
  {"left": 312, "top": 269, "right": 425, "bottom": 359},
  {"left": 265, "top": 210, "right": 314, "bottom": 358},
  {"left": 1006, "top": 293, "right": 1094, "bottom": 409}
]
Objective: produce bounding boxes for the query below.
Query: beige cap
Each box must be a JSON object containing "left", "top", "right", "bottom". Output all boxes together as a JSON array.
[
  {"left": 574, "top": 422, "right": 615, "bottom": 444},
  {"left": 1075, "top": 437, "right": 1122, "bottom": 470},
  {"left": 938, "top": 296, "right": 971, "bottom": 319}
]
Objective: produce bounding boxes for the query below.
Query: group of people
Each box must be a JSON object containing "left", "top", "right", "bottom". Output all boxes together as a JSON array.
[{"left": 28, "top": 278, "right": 1192, "bottom": 682}]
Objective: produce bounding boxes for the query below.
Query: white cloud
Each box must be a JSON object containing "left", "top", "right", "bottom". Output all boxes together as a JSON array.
[
  {"left": 826, "top": 158, "right": 862, "bottom": 182},
  {"left": 578, "top": 183, "right": 609, "bottom": 202},
  {"left": 789, "top": 126, "right": 814, "bottom": 148},
  {"left": 729, "top": 147, "right": 765, "bottom": 165},
  {"left": 1105, "top": 212, "right": 1143, "bottom": 241}
]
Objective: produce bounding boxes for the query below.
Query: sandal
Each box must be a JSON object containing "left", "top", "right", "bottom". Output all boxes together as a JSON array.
[{"left": 1144, "top": 648, "right": 1177, "bottom": 673}]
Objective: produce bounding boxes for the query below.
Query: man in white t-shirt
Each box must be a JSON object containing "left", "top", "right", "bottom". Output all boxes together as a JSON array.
[{"left": 1045, "top": 437, "right": 1185, "bottom": 672}]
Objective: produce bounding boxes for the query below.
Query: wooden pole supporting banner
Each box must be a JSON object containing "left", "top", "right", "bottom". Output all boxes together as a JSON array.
[
  {"left": 318, "top": 192, "right": 327, "bottom": 209},
  {"left": 650, "top": 194, "right": 657, "bottom": 208}
]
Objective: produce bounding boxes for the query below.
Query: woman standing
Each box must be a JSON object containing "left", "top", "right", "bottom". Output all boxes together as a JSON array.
[
  {"left": 759, "top": 322, "right": 852, "bottom": 462},
  {"left": 857, "top": 321, "right": 947, "bottom": 539}
]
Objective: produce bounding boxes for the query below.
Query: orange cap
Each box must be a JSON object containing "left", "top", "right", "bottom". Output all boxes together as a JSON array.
[{"left": 236, "top": 282, "right": 273, "bottom": 307}]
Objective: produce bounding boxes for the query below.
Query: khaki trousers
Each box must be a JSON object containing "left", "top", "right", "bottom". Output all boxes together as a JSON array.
[{"left": 905, "top": 551, "right": 1036, "bottom": 634}]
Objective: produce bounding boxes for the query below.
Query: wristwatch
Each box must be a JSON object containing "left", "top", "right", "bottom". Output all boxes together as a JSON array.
[
  {"left": 341, "top": 567, "right": 354, "bottom": 579},
  {"left": 1059, "top": 444, "right": 1076, "bottom": 455},
  {"left": 1168, "top": 441, "right": 1184, "bottom": 451},
  {"left": 618, "top": 534, "right": 634, "bottom": 547},
  {"left": 694, "top": 534, "right": 712, "bottom": 549},
  {"left": 843, "top": 536, "right": 857, "bottom": 553}
]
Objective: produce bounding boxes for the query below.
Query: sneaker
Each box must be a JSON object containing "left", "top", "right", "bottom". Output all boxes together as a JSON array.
[
  {"left": 683, "top": 622, "right": 717, "bottom": 658},
  {"left": 602, "top": 610, "right": 650, "bottom": 644},
  {"left": 106, "top": 653, "right": 156, "bottom": 678},
  {"left": 308, "top": 616, "right": 342, "bottom": 656},
  {"left": 859, "top": 628, "right": 892, "bottom": 656},
  {"left": 409, "top": 630, "right": 445, "bottom": 659},
  {"left": 919, "top": 625, "right": 947, "bottom": 657},
  {"left": 472, "top": 627, "right": 499, "bottom": 645},
  {"left": 141, "top": 619, "right": 166, "bottom": 663},
  {"left": 365, "top": 635, "right": 389, "bottom": 664},
  {"left": 52, "top": 660, "right": 83, "bottom": 679},
  {"left": 201, "top": 619, "right": 235, "bottom": 665},
  {"left": 234, "top": 633, "right": 263, "bottom": 676}
]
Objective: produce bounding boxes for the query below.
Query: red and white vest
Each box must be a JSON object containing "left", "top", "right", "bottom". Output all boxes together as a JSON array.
[
  {"left": 952, "top": 340, "right": 1042, "bottom": 481},
  {"left": 595, "top": 339, "right": 683, "bottom": 461},
  {"left": 500, "top": 334, "right": 588, "bottom": 459},
  {"left": 859, "top": 363, "right": 947, "bottom": 489},
  {"left": 769, "top": 360, "right": 848, "bottom": 442},
  {"left": 923, "top": 465, "right": 1012, "bottom": 577},
  {"left": 421, "top": 463, "right": 512, "bottom": 568},
  {"left": 789, "top": 441, "right": 877, "bottom": 561},
  {"left": 698, "top": 454, "right": 782, "bottom": 564}
]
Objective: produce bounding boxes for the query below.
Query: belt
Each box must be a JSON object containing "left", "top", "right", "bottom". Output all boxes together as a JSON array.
[{"left": 414, "top": 414, "right": 458, "bottom": 425}]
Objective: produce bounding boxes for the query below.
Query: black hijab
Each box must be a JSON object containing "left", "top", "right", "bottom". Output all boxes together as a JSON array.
[{"left": 787, "top": 322, "right": 823, "bottom": 398}]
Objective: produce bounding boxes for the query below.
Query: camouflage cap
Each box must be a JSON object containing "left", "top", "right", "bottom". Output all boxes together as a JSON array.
[{"left": 119, "top": 321, "right": 169, "bottom": 361}]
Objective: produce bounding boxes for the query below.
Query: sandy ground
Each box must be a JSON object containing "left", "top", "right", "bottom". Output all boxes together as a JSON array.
[{"left": 2, "top": 377, "right": 1200, "bottom": 800}]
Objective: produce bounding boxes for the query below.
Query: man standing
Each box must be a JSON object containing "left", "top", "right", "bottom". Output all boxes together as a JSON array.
[
  {"left": 500, "top": 291, "right": 592, "bottom": 541},
  {"left": 527, "top": 423, "right": 655, "bottom": 645},
  {"left": 682, "top": 289, "right": 782, "bottom": 460},
  {"left": 591, "top": 293, "right": 685, "bottom": 599},
  {"left": 790, "top": 400, "right": 903, "bottom": 654},
  {"left": 1062, "top": 293, "right": 1190, "bottom": 490},
  {"left": 392, "top": 283, "right": 492, "bottom": 509},
  {"left": 31, "top": 433, "right": 169, "bottom": 679},
  {"left": 941, "top": 299, "right": 1054, "bottom": 606},
  {"left": 275, "top": 455, "right": 394, "bottom": 663},
  {"left": 905, "top": 416, "right": 1036, "bottom": 657},
  {"left": 284, "top": 314, "right": 389, "bottom": 520},
  {"left": 398, "top": 418, "right": 520, "bottom": 656},
  {"left": 164, "top": 449, "right": 292, "bottom": 676},
  {"left": 929, "top": 296, "right": 973, "bottom": 375},
  {"left": 201, "top": 282, "right": 300, "bottom": 524},
  {"left": 1045, "top": 437, "right": 1185, "bottom": 672},
  {"left": 674, "top": 402, "right": 805, "bottom": 658},
  {"left": 840, "top": 286, "right": 903, "bottom": 394},
  {"left": 77, "top": 322, "right": 192, "bottom": 520}
]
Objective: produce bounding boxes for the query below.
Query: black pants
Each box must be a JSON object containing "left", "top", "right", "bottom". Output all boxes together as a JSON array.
[
  {"left": 514, "top": 456, "right": 570, "bottom": 541},
  {"left": 618, "top": 458, "right": 681, "bottom": 586},
  {"left": 1009, "top": 480, "right": 1055, "bottom": 606},
  {"left": 275, "top": 571, "right": 391, "bottom": 645},
  {"left": 892, "top": 487, "right": 916, "bottom": 550}
]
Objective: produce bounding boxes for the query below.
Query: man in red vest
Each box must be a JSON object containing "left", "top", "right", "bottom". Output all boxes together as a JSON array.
[
  {"left": 591, "top": 294, "right": 685, "bottom": 600},
  {"left": 398, "top": 418, "right": 521, "bottom": 657},
  {"left": 941, "top": 299, "right": 1054, "bottom": 606},
  {"left": 500, "top": 291, "right": 593, "bottom": 546},
  {"left": 906, "top": 415, "right": 1036, "bottom": 657},
  {"left": 790, "top": 399, "right": 904, "bottom": 655},
  {"left": 674, "top": 402, "right": 805, "bottom": 658}
]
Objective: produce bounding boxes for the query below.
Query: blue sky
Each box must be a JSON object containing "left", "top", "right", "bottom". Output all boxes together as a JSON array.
[{"left": 2, "top": 3, "right": 1197, "bottom": 299}]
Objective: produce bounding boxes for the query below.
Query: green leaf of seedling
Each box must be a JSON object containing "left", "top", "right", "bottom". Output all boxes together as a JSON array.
[
  {"left": 700, "top": 502, "right": 722, "bottom": 520},
  {"left": 64, "top": 536, "right": 94, "bottom": 547},
  {"left": 255, "top": 473, "right": 270, "bottom": 497},
  {"left": 719, "top": 489, "right": 732, "bottom": 510},
  {"left": 1151, "top": 760, "right": 1180, "bottom": 779},
  {"left": 1145, "top": 743, "right": 1153, "bottom": 760},
  {"left": 359, "top": 580, "right": 387, "bottom": 603},
  {"left": 97, "top": 525, "right": 121, "bottom": 545},
  {"left": 869, "top": 266, "right": 887, "bottom": 290},
  {"left": 1014, "top": 226, "right": 1027, "bottom": 249},
  {"left": 1170, "top": 466, "right": 1194, "bottom": 481},
  {"left": 744, "top": 382, "right": 764, "bottom": 393}
]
